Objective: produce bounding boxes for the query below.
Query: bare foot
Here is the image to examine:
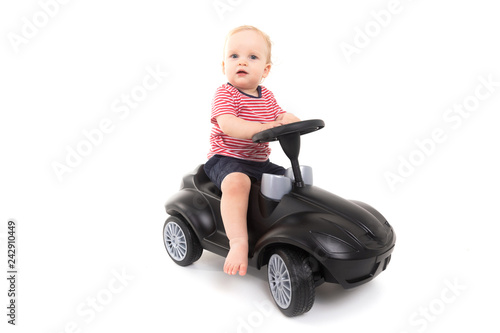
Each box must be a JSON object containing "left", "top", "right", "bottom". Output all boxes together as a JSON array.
[{"left": 224, "top": 238, "right": 248, "bottom": 276}]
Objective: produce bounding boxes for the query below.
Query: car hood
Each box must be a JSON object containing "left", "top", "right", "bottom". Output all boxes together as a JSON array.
[{"left": 290, "top": 186, "right": 392, "bottom": 247}]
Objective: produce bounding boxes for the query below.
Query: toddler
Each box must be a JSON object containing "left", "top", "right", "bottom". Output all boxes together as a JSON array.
[{"left": 204, "top": 26, "right": 299, "bottom": 276}]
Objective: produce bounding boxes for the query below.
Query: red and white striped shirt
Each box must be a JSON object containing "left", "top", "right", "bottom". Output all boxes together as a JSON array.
[{"left": 208, "top": 83, "right": 286, "bottom": 162}]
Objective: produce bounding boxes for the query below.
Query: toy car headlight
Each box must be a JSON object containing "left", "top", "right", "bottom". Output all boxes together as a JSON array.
[{"left": 311, "top": 231, "right": 358, "bottom": 254}]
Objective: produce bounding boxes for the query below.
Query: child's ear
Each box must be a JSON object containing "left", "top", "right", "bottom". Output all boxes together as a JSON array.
[
  {"left": 221, "top": 61, "right": 226, "bottom": 75},
  {"left": 262, "top": 63, "right": 271, "bottom": 78}
]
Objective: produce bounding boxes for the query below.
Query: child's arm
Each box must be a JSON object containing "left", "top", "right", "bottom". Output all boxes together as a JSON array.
[{"left": 216, "top": 114, "right": 283, "bottom": 140}]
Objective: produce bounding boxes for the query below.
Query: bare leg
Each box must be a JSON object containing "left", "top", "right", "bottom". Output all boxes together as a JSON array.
[{"left": 220, "top": 172, "right": 251, "bottom": 276}]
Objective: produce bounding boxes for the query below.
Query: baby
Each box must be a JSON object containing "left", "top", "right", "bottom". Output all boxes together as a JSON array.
[{"left": 204, "top": 26, "right": 299, "bottom": 276}]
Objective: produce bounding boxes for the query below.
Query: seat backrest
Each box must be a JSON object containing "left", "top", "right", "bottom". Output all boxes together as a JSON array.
[{"left": 194, "top": 165, "right": 222, "bottom": 198}]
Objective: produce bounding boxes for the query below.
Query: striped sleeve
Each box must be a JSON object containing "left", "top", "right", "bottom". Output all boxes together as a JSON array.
[
  {"left": 211, "top": 85, "right": 238, "bottom": 125},
  {"left": 267, "top": 89, "right": 286, "bottom": 119}
]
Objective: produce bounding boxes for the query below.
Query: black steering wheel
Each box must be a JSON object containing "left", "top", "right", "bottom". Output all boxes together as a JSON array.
[
  {"left": 252, "top": 119, "right": 325, "bottom": 143},
  {"left": 252, "top": 119, "right": 324, "bottom": 188}
]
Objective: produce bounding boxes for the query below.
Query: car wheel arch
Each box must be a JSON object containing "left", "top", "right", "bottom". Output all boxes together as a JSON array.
[
  {"left": 255, "top": 241, "right": 319, "bottom": 270},
  {"left": 165, "top": 190, "right": 216, "bottom": 240}
]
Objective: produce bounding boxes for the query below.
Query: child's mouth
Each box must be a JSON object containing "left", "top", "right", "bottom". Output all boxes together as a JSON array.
[{"left": 237, "top": 70, "right": 248, "bottom": 75}]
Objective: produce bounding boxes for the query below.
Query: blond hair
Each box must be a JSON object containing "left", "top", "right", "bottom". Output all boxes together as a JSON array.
[{"left": 223, "top": 25, "right": 273, "bottom": 65}]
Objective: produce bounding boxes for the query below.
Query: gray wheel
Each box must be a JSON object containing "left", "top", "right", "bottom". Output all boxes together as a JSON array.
[
  {"left": 268, "top": 254, "right": 292, "bottom": 309},
  {"left": 165, "top": 221, "right": 187, "bottom": 261},
  {"left": 267, "top": 247, "right": 315, "bottom": 317},
  {"left": 163, "top": 216, "right": 202, "bottom": 266}
]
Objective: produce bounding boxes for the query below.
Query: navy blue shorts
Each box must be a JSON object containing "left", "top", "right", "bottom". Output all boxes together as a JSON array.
[{"left": 204, "top": 155, "right": 286, "bottom": 190}]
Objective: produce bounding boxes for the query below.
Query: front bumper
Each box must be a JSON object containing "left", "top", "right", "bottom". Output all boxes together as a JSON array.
[{"left": 321, "top": 245, "right": 395, "bottom": 289}]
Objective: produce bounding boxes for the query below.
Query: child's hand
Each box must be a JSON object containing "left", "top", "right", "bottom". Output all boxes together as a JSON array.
[
  {"left": 276, "top": 113, "right": 300, "bottom": 124},
  {"left": 262, "top": 120, "right": 284, "bottom": 131}
]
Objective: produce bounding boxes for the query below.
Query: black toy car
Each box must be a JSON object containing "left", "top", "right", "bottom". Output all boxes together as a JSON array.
[{"left": 163, "top": 119, "right": 395, "bottom": 317}]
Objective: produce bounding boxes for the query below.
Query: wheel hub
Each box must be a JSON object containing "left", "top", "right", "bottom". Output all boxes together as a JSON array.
[
  {"left": 268, "top": 254, "right": 292, "bottom": 309},
  {"left": 164, "top": 222, "right": 187, "bottom": 261}
]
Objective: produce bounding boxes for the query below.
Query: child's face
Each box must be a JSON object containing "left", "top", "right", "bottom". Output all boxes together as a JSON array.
[{"left": 222, "top": 30, "right": 271, "bottom": 96}]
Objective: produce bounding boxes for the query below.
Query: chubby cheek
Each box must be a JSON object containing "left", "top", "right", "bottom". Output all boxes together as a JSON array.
[{"left": 227, "top": 64, "right": 240, "bottom": 75}]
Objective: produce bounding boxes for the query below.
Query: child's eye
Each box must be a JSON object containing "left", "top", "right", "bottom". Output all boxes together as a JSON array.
[
  {"left": 250, "top": 55, "right": 258, "bottom": 60},
  {"left": 230, "top": 54, "right": 238, "bottom": 59}
]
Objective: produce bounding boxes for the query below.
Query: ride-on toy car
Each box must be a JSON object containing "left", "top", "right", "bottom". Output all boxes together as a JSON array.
[{"left": 163, "top": 119, "right": 395, "bottom": 317}]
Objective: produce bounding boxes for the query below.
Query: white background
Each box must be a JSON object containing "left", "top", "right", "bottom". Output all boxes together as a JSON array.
[{"left": 1, "top": 0, "right": 499, "bottom": 332}]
